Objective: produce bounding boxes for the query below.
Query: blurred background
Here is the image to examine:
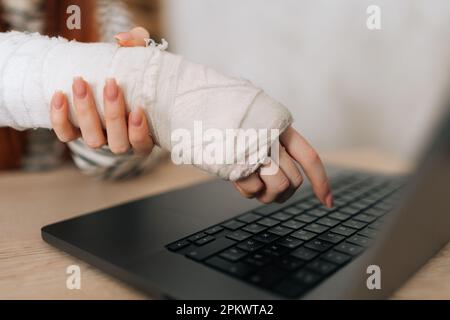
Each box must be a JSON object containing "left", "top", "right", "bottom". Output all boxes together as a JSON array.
[{"left": 1, "top": 0, "right": 449, "bottom": 173}]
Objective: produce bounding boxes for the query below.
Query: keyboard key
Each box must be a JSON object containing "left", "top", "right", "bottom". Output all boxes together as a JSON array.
[
  {"left": 333, "top": 198, "right": 348, "bottom": 206},
  {"left": 318, "top": 232, "right": 345, "bottom": 244},
  {"left": 282, "top": 219, "right": 306, "bottom": 230},
  {"left": 307, "top": 198, "right": 322, "bottom": 206},
  {"left": 353, "top": 213, "right": 377, "bottom": 223},
  {"left": 195, "top": 235, "right": 215, "bottom": 246},
  {"left": 227, "top": 230, "right": 252, "bottom": 241},
  {"left": 188, "top": 232, "right": 207, "bottom": 242},
  {"left": 237, "top": 239, "right": 265, "bottom": 252},
  {"left": 306, "top": 259, "right": 338, "bottom": 275},
  {"left": 253, "top": 232, "right": 280, "bottom": 243},
  {"left": 222, "top": 220, "right": 245, "bottom": 230},
  {"left": 248, "top": 266, "right": 287, "bottom": 288},
  {"left": 358, "top": 227, "right": 378, "bottom": 238},
  {"left": 291, "top": 230, "right": 317, "bottom": 241},
  {"left": 257, "top": 217, "right": 279, "bottom": 227},
  {"left": 246, "top": 252, "right": 272, "bottom": 267},
  {"left": 263, "top": 244, "right": 290, "bottom": 257},
  {"left": 348, "top": 235, "right": 372, "bottom": 247},
  {"left": 294, "top": 201, "right": 316, "bottom": 210},
  {"left": 292, "top": 269, "right": 322, "bottom": 287},
  {"left": 349, "top": 202, "right": 370, "bottom": 210},
  {"left": 186, "top": 237, "right": 236, "bottom": 261},
  {"left": 331, "top": 225, "right": 358, "bottom": 237},
  {"left": 167, "top": 240, "right": 190, "bottom": 251},
  {"left": 342, "top": 219, "right": 367, "bottom": 230},
  {"left": 276, "top": 255, "right": 305, "bottom": 271},
  {"left": 220, "top": 247, "right": 248, "bottom": 261},
  {"left": 316, "top": 217, "right": 340, "bottom": 227},
  {"left": 268, "top": 225, "right": 292, "bottom": 237},
  {"left": 304, "top": 223, "right": 329, "bottom": 234},
  {"left": 291, "top": 247, "right": 319, "bottom": 261},
  {"left": 277, "top": 237, "right": 304, "bottom": 249},
  {"left": 304, "top": 239, "right": 334, "bottom": 252},
  {"left": 237, "top": 212, "right": 260, "bottom": 224},
  {"left": 253, "top": 203, "right": 284, "bottom": 216},
  {"left": 335, "top": 242, "right": 364, "bottom": 256},
  {"left": 322, "top": 250, "right": 352, "bottom": 265},
  {"left": 316, "top": 205, "right": 337, "bottom": 213},
  {"left": 294, "top": 214, "right": 317, "bottom": 223},
  {"left": 328, "top": 211, "right": 351, "bottom": 221},
  {"left": 242, "top": 223, "right": 267, "bottom": 234},
  {"left": 340, "top": 207, "right": 360, "bottom": 215},
  {"left": 272, "top": 211, "right": 293, "bottom": 221},
  {"left": 205, "top": 225, "right": 224, "bottom": 235},
  {"left": 357, "top": 198, "right": 376, "bottom": 206},
  {"left": 206, "top": 257, "right": 253, "bottom": 278},
  {"left": 274, "top": 280, "right": 306, "bottom": 298},
  {"left": 283, "top": 207, "right": 303, "bottom": 215},
  {"left": 364, "top": 207, "right": 387, "bottom": 217},
  {"left": 306, "top": 209, "right": 328, "bottom": 218}
]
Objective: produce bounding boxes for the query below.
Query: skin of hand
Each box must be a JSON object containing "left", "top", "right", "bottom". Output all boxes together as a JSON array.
[
  {"left": 50, "top": 27, "right": 333, "bottom": 207},
  {"left": 50, "top": 27, "right": 154, "bottom": 156}
]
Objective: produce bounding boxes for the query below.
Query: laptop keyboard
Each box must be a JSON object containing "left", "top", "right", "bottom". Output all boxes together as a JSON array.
[{"left": 166, "top": 173, "right": 405, "bottom": 298}]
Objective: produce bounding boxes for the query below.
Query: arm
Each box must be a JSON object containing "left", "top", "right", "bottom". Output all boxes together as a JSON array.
[{"left": 0, "top": 28, "right": 332, "bottom": 205}]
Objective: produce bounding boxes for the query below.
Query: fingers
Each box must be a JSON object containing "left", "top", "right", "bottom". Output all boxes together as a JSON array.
[
  {"left": 257, "top": 160, "right": 291, "bottom": 204},
  {"left": 275, "top": 147, "right": 304, "bottom": 203},
  {"left": 233, "top": 173, "right": 265, "bottom": 199},
  {"left": 128, "top": 107, "right": 154, "bottom": 156},
  {"left": 233, "top": 148, "right": 303, "bottom": 204},
  {"left": 280, "top": 126, "right": 333, "bottom": 207},
  {"left": 114, "top": 26, "right": 149, "bottom": 47},
  {"left": 103, "top": 78, "right": 130, "bottom": 154},
  {"left": 73, "top": 77, "right": 106, "bottom": 149},
  {"left": 50, "top": 91, "right": 81, "bottom": 142}
]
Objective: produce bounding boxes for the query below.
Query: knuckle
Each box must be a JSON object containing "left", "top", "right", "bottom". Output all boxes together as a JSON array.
[
  {"left": 248, "top": 182, "right": 264, "bottom": 195},
  {"left": 291, "top": 173, "right": 303, "bottom": 189},
  {"left": 75, "top": 104, "right": 92, "bottom": 117},
  {"left": 86, "top": 139, "right": 105, "bottom": 149},
  {"left": 111, "top": 144, "right": 130, "bottom": 155},
  {"left": 130, "top": 133, "right": 149, "bottom": 146},
  {"left": 275, "top": 177, "right": 290, "bottom": 193},
  {"left": 50, "top": 113, "right": 66, "bottom": 128},
  {"left": 58, "top": 134, "right": 75, "bottom": 143},
  {"left": 241, "top": 192, "right": 254, "bottom": 199},
  {"left": 104, "top": 110, "right": 124, "bottom": 122}
]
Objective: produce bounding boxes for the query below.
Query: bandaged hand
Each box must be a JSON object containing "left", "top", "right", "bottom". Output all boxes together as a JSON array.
[{"left": 0, "top": 27, "right": 332, "bottom": 206}]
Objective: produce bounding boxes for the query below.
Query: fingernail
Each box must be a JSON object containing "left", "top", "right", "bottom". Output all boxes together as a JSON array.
[
  {"left": 114, "top": 32, "right": 132, "bottom": 42},
  {"left": 325, "top": 192, "right": 334, "bottom": 208},
  {"left": 130, "top": 110, "right": 143, "bottom": 126},
  {"left": 52, "top": 91, "right": 64, "bottom": 110},
  {"left": 130, "top": 26, "right": 150, "bottom": 39},
  {"left": 73, "top": 77, "right": 87, "bottom": 99},
  {"left": 105, "top": 78, "right": 118, "bottom": 101}
]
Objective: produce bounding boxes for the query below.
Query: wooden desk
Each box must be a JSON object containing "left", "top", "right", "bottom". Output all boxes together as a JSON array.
[{"left": 0, "top": 149, "right": 449, "bottom": 299}]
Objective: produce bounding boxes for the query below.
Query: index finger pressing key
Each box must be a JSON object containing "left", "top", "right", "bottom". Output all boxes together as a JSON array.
[{"left": 280, "top": 127, "right": 333, "bottom": 208}]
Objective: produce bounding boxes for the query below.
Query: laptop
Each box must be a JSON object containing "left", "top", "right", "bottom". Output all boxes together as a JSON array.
[{"left": 41, "top": 105, "right": 450, "bottom": 299}]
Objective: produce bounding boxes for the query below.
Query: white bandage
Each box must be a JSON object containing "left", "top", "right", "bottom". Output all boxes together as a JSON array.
[{"left": 0, "top": 31, "right": 292, "bottom": 180}]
